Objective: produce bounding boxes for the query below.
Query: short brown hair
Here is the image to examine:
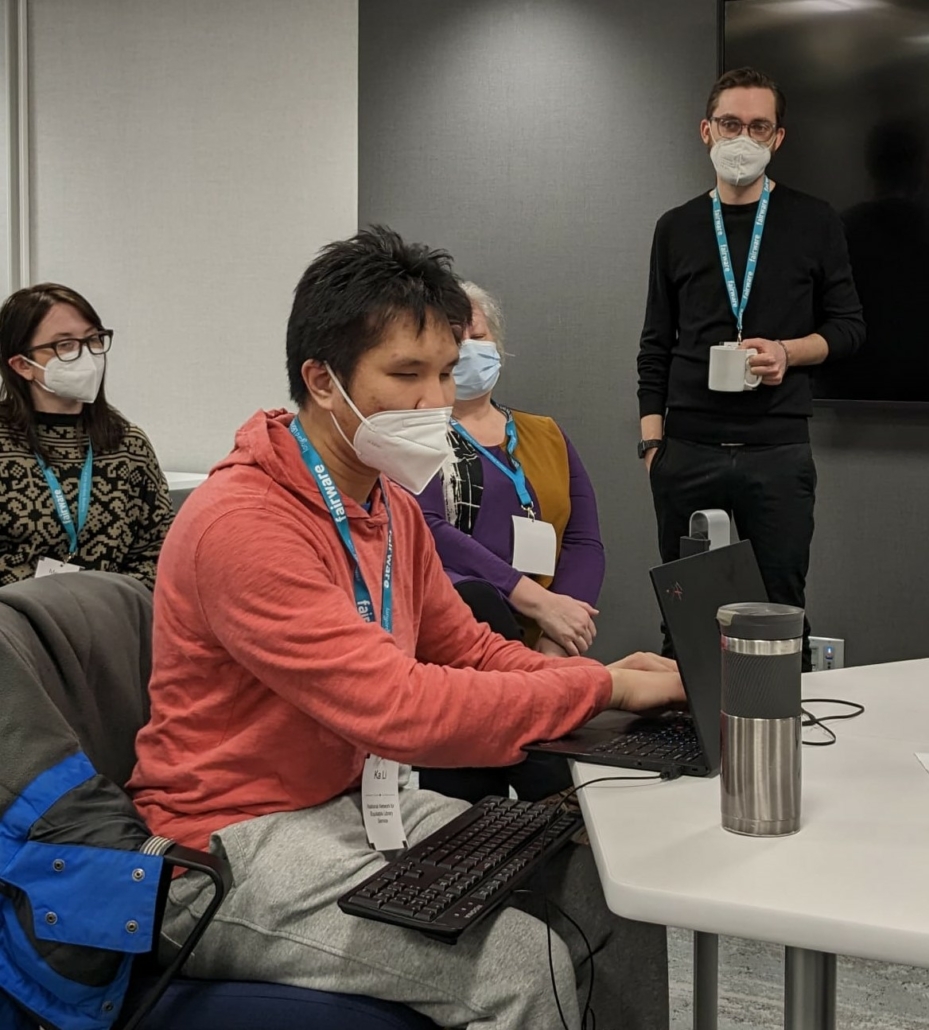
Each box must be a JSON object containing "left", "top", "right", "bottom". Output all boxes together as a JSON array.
[{"left": 706, "top": 67, "right": 786, "bottom": 126}]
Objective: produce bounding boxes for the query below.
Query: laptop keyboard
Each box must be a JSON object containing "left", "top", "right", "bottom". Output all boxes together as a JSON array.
[
  {"left": 590, "top": 716, "right": 703, "bottom": 764},
  {"left": 338, "top": 796, "right": 583, "bottom": 943}
]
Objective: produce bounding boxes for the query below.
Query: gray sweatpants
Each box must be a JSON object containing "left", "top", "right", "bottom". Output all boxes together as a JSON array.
[{"left": 161, "top": 788, "right": 668, "bottom": 1030}]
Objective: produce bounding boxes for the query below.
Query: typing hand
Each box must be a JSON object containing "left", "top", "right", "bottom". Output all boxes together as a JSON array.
[
  {"left": 611, "top": 651, "right": 679, "bottom": 673},
  {"left": 741, "top": 337, "right": 788, "bottom": 386},
  {"left": 606, "top": 654, "right": 684, "bottom": 711}
]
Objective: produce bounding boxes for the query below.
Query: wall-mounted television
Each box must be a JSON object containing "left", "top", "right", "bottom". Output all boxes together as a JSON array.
[{"left": 724, "top": 0, "right": 929, "bottom": 405}]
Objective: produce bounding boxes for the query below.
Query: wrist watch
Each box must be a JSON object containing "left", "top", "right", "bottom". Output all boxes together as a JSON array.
[{"left": 637, "top": 438, "right": 663, "bottom": 460}]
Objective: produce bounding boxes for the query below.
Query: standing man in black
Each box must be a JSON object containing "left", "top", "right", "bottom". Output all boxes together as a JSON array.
[{"left": 637, "top": 67, "right": 865, "bottom": 669}]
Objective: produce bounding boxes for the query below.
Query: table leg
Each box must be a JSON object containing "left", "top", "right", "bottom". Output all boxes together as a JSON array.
[
  {"left": 784, "top": 947, "right": 836, "bottom": 1030},
  {"left": 693, "top": 931, "right": 718, "bottom": 1030}
]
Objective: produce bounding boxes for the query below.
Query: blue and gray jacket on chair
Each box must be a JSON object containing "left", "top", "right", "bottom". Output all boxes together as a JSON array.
[{"left": 0, "top": 572, "right": 165, "bottom": 1030}]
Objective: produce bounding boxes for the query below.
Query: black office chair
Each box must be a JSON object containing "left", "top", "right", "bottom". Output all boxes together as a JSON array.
[{"left": 0, "top": 571, "right": 436, "bottom": 1030}]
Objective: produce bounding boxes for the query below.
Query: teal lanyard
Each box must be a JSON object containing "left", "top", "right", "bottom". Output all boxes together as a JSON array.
[
  {"left": 289, "top": 418, "right": 393, "bottom": 632},
  {"left": 35, "top": 446, "right": 93, "bottom": 560},
  {"left": 451, "top": 415, "right": 535, "bottom": 514},
  {"left": 712, "top": 175, "right": 770, "bottom": 342}
]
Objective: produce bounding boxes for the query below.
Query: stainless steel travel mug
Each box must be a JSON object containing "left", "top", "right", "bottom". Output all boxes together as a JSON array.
[{"left": 717, "top": 602, "right": 805, "bottom": 837}]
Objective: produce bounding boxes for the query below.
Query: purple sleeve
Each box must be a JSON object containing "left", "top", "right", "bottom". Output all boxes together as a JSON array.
[
  {"left": 548, "top": 434, "right": 605, "bottom": 606},
  {"left": 413, "top": 474, "right": 523, "bottom": 597}
]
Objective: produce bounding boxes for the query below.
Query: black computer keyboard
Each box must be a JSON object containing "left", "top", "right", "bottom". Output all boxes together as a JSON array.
[
  {"left": 589, "top": 716, "right": 703, "bottom": 764},
  {"left": 338, "top": 796, "right": 584, "bottom": 943}
]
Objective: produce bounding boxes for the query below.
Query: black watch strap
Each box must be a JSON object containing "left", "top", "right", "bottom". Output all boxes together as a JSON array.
[{"left": 637, "top": 438, "right": 663, "bottom": 460}]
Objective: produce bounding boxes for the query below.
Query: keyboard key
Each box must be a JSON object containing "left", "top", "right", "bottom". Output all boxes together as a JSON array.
[{"left": 380, "top": 901, "right": 416, "bottom": 917}]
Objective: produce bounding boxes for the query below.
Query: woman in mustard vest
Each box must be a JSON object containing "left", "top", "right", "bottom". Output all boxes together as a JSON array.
[{"left": 414, "top": 282, "right": 605, "bottom": 801}]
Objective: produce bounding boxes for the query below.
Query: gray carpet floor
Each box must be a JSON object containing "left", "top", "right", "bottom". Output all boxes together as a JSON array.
[{"left": 667, "top": 929, "right": 929, "bottom": 1029}]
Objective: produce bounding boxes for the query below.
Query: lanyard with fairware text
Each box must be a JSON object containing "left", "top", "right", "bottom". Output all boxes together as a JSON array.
[
  {"left": 289, "top": 417, "right": 393, "bottom": 632},
  {"left": 451, "top": 414, "right": 536, "bottom": 515},
  {"left": 35, "top": 446, "right": 93, "bottom": 560},
  {"left": 712, "top": 174, "right": 770, "bottom": 342}
]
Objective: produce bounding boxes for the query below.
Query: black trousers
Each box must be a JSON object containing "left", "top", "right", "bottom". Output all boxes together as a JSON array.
[
  {"left": 417, "top": 580, "right": 573, "bottom": 803},
  {"left": 649, "top": 437, "right": 817, "bottom": 671}
]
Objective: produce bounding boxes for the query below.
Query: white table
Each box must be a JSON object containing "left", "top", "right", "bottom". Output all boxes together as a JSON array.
[{"left": 573, "top": 659, "right": 929, "bottom": 1030}]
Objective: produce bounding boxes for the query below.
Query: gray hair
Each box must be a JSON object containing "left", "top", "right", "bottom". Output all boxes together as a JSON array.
[{"left": 461, "top": 281, "right": 506, "bottom": 364}]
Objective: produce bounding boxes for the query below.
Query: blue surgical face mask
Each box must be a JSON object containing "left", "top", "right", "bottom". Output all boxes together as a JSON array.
[{"left": 453, "top": 339, "right": 501, "bottom": 400}]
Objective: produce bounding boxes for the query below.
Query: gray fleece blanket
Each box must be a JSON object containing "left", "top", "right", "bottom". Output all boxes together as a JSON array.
[{"left": 0, "top": 570, "right": 153, "bottom": 809}]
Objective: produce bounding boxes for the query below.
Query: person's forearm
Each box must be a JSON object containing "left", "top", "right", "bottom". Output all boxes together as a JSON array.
[
  {"left": 508, "top": 575, "right": 549, "bottom": 619},
  {"left": 781, "top": 333, "right": 829, "bottom": 367},
  {"left": 640, "top": 414, "right": 664, "bottom": 440}
]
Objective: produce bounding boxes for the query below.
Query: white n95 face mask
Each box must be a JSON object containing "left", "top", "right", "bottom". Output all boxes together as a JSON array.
[
  {"left": 26, "top": 348, "right": 106, "bottom": 404},
  {"left": 710, "top": 136, "right": 772, "bottom": 187},
  {"left": 326, "top": 364, "right": 453, "bottom": 495},
  {"left": 453, "top": 339, "right": 502, "bottom": 400}
]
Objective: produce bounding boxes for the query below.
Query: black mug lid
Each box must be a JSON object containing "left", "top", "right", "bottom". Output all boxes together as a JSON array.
[{"left": 716, "top": 602, "right": 805, "bottom": 641}]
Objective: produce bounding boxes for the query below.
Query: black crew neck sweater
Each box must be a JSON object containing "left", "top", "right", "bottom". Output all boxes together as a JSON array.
[{"left": 637, "top": 184, "right": 865, "bottom": 445}]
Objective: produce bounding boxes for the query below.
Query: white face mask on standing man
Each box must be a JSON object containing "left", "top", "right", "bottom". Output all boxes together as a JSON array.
[{"left": 710, "top": 135, "right": 773, "bottom": 188}]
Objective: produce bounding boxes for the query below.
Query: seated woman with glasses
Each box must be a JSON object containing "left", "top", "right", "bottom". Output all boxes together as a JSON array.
[
  {"left": 0, "top": 283, "right": 173, "bottom": 587},
  {"left": 413, "top": 282, "right": 605, "bottom": 801}
]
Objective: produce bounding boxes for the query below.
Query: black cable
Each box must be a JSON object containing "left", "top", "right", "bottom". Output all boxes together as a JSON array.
[
  {"left": 513, "top": 888, "right": 599, "bottom": 1030},
  {"left": 548, "top": 894, "right": 597, "bottom": 1030},
  {"left": 801, "top": 698, "right": 865, "bottom": 747},
  {"left": 543, "top": 769, "right": 680, "bottom": 828},
  {"left": 544, "top": 895, "right": 571, "bottom": 1030}
]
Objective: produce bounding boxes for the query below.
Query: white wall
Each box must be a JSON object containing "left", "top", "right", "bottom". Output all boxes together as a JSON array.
[
  {"left": 1, "top": 4, "right": 11, "bottom": 297},
  {"left": 24, "top": 0, "right": 358, "bottom": 470}
]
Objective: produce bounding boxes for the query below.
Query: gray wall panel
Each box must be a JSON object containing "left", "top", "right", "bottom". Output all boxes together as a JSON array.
[
  {"left": 809, "top": 410, "right": 929, "bottom": 667},
  {"left": 360, "top": 0, "right": 929, "bottom": 667},
  {"left": 360, "top": 0, "right": 717, "bottom": 658}
]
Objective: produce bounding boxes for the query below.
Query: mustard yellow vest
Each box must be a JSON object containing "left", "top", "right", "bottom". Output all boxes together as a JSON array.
[{"left": 509, "top": 409, "right": 571, "bottom": 645}]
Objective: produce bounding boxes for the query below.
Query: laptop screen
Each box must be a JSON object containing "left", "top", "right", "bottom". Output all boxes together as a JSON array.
[{"left": 649, "top": 541, "right": 768, "bottom": 772}]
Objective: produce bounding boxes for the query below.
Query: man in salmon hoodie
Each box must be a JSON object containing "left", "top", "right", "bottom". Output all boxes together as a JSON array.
[{"left": 129, "top": 226, "right": 684, "bottom": 1030}]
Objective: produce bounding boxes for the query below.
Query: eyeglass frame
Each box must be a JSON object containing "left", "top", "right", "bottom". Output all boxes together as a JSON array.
[
  {"left": 709, "top": 116, "right": 779, "bottom": 144},
  {"left": 26, "top": 329, "right": 114, "bottom": 363}
]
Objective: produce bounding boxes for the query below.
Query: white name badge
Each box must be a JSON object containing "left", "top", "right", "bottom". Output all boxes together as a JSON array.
[
  {"left": 511, "top": 516, "right": 557, "bottom": 576},
  {"left": 362, "top": 755, "right": 407, "bottom": 852},
  {"left": 35, "top": 557, "right": 83, "bottom": 578}
]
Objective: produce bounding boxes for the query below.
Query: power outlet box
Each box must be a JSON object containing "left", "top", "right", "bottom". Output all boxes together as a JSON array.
[{"left": 810, "top": 636, "right": 845, "bottom": 672}]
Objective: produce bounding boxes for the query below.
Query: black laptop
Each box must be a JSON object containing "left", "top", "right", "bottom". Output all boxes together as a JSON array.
[{"left": 523, "top": 540, "right": 768, "bottom": 777}]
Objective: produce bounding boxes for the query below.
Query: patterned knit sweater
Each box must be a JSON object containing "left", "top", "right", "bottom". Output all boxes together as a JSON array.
[{"left": 0, "top": 413, "right": 173, "bottom": 588}]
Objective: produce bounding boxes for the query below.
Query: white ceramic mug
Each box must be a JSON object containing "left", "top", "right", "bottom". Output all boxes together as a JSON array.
[{"left": 708, "top": 342, "right": 760, "bottom": 392}]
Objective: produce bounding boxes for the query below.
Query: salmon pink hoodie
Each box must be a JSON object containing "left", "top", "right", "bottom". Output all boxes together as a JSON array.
[{"left": 129, "top": 410, "right": 611, "bottom": 849}]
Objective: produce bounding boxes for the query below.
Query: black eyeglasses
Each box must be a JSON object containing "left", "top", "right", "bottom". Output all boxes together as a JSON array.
[
  {"left": 28, "top": 329, "right": 114, "bottom": 363},
  {"left": 711, "top": 116, "right": 778, "bottom": 144}
]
